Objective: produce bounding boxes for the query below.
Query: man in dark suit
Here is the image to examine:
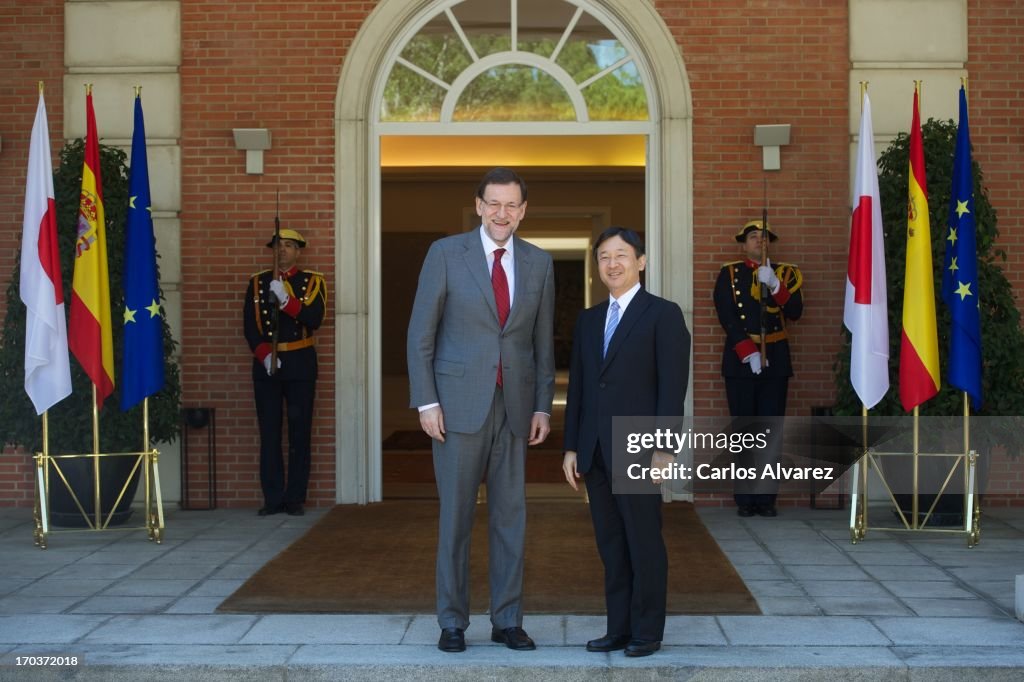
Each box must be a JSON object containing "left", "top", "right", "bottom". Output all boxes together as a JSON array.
[
  {"left": 713, "top": 219, "right": 803, "bottom": 517},
  {"left": 243, "top": 228, "right": 327, "bottom": 517},
  {"left": 562, "top": 227, "right": 690, "bottom": 658},
  {"left": 407, "top": 167, "right": 555, "bottom": 653}
]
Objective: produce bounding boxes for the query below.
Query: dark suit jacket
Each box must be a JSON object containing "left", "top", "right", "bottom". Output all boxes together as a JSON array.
[{"left": 563, "top": 287, "right": 690, "bottom": 474}]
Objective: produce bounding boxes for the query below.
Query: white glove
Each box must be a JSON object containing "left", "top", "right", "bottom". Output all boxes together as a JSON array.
[
  {"left": 743, "top": 352, "right": 763, "bottom": 375},
  {"left": 263, "top": 355, "right": 282, "bottom": 376},
  {"left": 757, "top": 264, "right": 780, "bottom": 293},
  {"left": 268, "top": 279, "right": 290, "bottom": 308}
]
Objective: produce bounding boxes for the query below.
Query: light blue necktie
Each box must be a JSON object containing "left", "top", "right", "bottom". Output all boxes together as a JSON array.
[{"left": 603, "top": 300, "right": 620, "bottom": 358}]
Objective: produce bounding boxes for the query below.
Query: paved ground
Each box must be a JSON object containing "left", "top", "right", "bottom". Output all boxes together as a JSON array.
[{"left": 0, "top": 502, "right": 1022, "bottom": 680}]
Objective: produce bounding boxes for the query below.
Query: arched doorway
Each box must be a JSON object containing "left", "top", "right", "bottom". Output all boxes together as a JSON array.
[{"left": 335, "top": 0, "right": 693, "bottom": 503}]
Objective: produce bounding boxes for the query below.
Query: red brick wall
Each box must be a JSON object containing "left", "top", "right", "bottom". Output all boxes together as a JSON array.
[
  {"left": 0, "top": 1, "right": 64, "bottom": 507},
  {"left": 968, "top": 0, "right": 1024, "bottom": 291},
  {"left": 177, "top": 1, "right": 375, "bottom": 508},
  {"left": 965, "top": 0, "right": 1024, "bottom": 500},
  {"left": 661, "top": 0, "right": 852, "bottom": 422}
]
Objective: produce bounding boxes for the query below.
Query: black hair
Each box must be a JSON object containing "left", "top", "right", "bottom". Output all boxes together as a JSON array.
[
  {"left": 476, "top": 167, "right": 528, "bottom": 203},
  {"left": 593, "top": 226, "right": 645, "bottom": 260}
]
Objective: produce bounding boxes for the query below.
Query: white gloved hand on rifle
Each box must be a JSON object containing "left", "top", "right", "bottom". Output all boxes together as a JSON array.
[
  {"left": 263, "top": 355, "right": 282, "bottom": 376},
  {"left": 743, "top": 351, "right": 763, "bottom": 375},
  {"left": 757, "top": 263, "right": 781, "bottom": 294},
  {"left": 268, "top": 279, "right": 290, "bottom": 309}
]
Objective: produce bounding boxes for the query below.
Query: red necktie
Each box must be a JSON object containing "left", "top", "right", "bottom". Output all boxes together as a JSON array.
[{"left": 492, "top": 248, "right": 510, "bottom": 386}]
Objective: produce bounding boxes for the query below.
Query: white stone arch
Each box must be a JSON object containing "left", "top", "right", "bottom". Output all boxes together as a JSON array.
[{"left": 335, "top": 0, "right": 693, "bottom": 503}]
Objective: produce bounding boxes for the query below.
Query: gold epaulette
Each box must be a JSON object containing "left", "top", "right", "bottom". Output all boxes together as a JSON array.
[
  {"left": 774, "top": 262, "right": 803, "bottom": 293},
  {"left": 721, "top": 260, "right": 743, "bottom": 270},
  {"left": 251, "top": 269, "right": 272, "bottom": 279},
  {"left": 300, "top": 271, "right": 327, "bottom": 307}
]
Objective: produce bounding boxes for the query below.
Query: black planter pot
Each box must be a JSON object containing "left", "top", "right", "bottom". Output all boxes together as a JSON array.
[
  {"left": 886, "top": 451, "right": 988, "bottom": 528},
  {"left": 47, "top": 455, "right": 141, "bottom": 528},
  {"left": 892, "top": 493, "right": 967, "bottom": 527}
]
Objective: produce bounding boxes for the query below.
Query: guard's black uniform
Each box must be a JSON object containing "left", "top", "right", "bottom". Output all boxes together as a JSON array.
[
  {"left": 713, "top": 258, "right": 803, "bottom": 510},
  {"left": 243, "top": 266, "right": 327, "bottom": 512}
]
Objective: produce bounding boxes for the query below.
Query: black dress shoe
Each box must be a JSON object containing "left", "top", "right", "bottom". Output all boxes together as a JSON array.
[
  {"left": 624, "top": 639, "right": 661, "bottom": 657},
  {"left": 737, "top": 505, "right": 756, "bottom": 517},
  {"left": 285, "top": 502, "right": 305, "bottom": 516},
  {"left": 586, "top": 633, "right": 631, "bottom": 652},
  {"left": 438, "top": 627, "right": 465, "bottom": 652},
  {"left": 756, "top": 505, "right": 778, "bottom": 517},
  {"left": 257, "top": 504, "right": 282, "bottom": 516},
  {"left": 491, "top": 626, "right": 536, "bottom": 650}
]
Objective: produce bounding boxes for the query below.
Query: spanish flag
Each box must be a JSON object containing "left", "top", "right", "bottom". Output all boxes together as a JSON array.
[
  {"left": 69, "top": 88, "right": 115, "bottom": 408},
  {"left": 898, "top": 88, "right": 940, "bottom": 411}
]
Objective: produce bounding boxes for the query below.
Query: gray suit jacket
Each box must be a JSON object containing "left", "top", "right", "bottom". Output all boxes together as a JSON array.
[{"left": 407, "top": 229, "right": 556, "bottom": 438}]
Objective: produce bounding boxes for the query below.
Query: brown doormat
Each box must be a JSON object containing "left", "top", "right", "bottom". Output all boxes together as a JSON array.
[
  {"left": 218, "top": 500, "right": 759, "bottom": 615},
  {"left": 383, "top": 451, "right": 566, "bottom": 484}
]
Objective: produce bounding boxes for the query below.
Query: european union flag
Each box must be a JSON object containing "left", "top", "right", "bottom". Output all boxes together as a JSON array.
[
  {"left": 120, "top": 94, "right": 164, "bottom": 410},
  {"left": 941, "top": 85, "right": 983, "bottom": 409}
]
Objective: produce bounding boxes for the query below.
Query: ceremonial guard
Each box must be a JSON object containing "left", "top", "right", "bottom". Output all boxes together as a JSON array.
[
  {"left": 713, "top": 219, "right": 803, "bottom": 517},
  {"left": 243, "top": 228, "right": 327, "bottom": 517}
]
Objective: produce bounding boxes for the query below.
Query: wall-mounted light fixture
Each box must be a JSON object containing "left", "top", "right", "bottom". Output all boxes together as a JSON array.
[
  {"left": 232, "top": 128, "right": 272, "bottom": 175},
  {"left": 753, "top": 124, "right": 791, "bottom": 171}
]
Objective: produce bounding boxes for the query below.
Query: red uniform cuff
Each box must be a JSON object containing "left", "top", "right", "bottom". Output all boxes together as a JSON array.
[
  {"left": 255, "top": 343, "right": 272, "bottom": 362},
  {"left": 281, "top": 296, "right": 301, "bottom": 317},
  {"left": 734, "top": 339, "right": 758, "bottom": 361},
  {"left": 772, "top": 282, "right": 791, "bottom": 305}
]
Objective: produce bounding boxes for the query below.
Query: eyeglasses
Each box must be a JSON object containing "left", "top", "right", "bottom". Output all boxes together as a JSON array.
[{"left": 482, "top": 200, "right": 523, "bottom": 214}]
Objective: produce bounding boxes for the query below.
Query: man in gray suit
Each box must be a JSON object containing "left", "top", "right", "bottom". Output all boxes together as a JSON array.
[{"left": 407, "top": 167, "right": 556, "bottom": 653}]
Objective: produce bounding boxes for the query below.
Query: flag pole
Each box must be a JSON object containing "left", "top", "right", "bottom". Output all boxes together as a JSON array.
[
  {"left": 85, "top": 81, "right": 102, "bottom": 528},
  {"left": 92, "top": 384, "right": 100, "bottom": 529},
  {"left": 144, "top": 396, "right": 151, "bottom": 537},
  {"left": 912, "top": 405, "right": 919, "bottom": 529},
  {"left": 858, "top": 79, "right": 869, "bottom": 536},
  {"left": 35, "top": 77, "right": 48, "bottom": 546},
  {"left": 35, "top": 411, "right": 51, "bottom": 547},
  {"left": 960, "top": 74, "right": 972, "bottom": 525},
  {"left": 856, "top": 79, "right": 872, "bottom": 536},
  {"left": 912, "top": 79, "right": 921, "bottom": 531},
  {"left": 133, "top": 83, "right": 152, "bottom": 535}
]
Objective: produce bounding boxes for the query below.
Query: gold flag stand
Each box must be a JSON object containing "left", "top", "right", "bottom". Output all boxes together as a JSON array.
[
  {"left": 32, "top": 389, "right": 164, "bottom": 549},
  {"left": 849, "top": 395, "right": 980, "bottom": 548}
]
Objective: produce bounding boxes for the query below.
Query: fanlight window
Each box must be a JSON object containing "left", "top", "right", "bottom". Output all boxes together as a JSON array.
[{"left": 380, "top": 0, "right": 649, "bottom": 123}]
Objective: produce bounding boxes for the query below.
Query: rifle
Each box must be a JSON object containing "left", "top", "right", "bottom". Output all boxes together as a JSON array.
[
  {"left": 759, "top": 207, "right": 770, "bottom": 368},
  {"left": 269, "top": 191, "right": 281, "bottom": 376}
]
